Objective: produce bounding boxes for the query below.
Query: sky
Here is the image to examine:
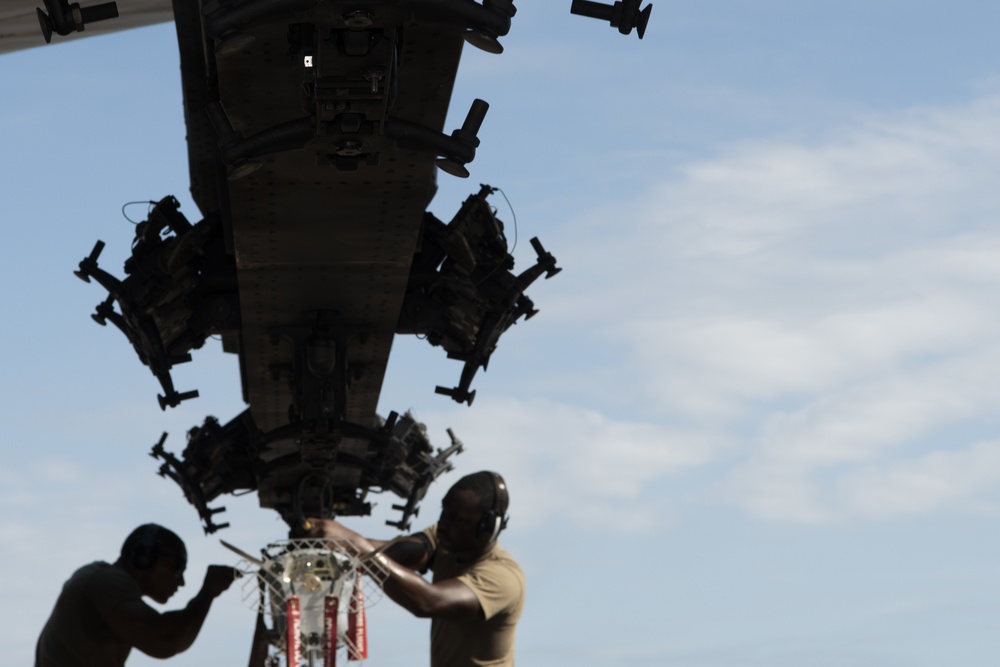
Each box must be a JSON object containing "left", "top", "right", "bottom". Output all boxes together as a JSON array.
[{"left": 3, "top": 1, "right": 1000, "bottom": 665}]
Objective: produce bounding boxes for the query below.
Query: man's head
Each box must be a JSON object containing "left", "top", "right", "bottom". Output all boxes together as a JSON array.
[
  {"left": 437, "top": 471, "right": 509, "bottom": 554},
  {"left": 118, "top": 524, "right": 187, "bottom": 603}
]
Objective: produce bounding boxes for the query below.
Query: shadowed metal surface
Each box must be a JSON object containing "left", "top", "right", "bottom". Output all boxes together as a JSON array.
[
  {"left": 15, "top": 0, "right": 571, "bottom": 531},
  {"left": 175, "top": 2, "right": 466, "bottom": 509}
]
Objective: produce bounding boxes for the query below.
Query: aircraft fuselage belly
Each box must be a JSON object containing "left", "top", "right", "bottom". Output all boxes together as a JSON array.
[{"left": 211, "top": 16, "right": 464, "bottom": 500}]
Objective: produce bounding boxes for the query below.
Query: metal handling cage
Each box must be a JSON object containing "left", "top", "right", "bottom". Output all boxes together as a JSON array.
[{"left": 232, "top": 538, "right": 389, "bottom": 666}]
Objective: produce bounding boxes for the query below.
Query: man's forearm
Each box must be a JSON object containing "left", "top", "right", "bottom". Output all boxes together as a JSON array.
[
  {"left": 370, "top": 552, "right": 480, "bottom": 619},
  {"left": 370, "top": 552, "right": 441, "bottom": 617},
  {"left": 159, "top": 587, "right": 215, "bottom": 653},
  {"left": 383, "top": 536, "right": 431, "bottom": 570},
  {"left": 322, "top": 531, "right": 432, "bottom": 611},
  {"left": 327, "top": 530, "right": 428, "bottom": 570},
  {"left": 307, "top": 519, "right": 479, "bottom": 619}
]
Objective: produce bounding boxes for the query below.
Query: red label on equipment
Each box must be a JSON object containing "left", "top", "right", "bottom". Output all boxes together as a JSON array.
[
  {"left": 324, "top": 595, "right": 339, "bottom": 666},
  {"left": 348, "top": 569, "right": 367, "bottom": 660},
  {"left": 287, "top": 596, "right": 301, "bottom": 665}
]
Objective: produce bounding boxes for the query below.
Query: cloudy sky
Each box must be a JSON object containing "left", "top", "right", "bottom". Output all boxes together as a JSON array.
[{"left": 4, "top": 1, "right": 1000, "bottom": 665}]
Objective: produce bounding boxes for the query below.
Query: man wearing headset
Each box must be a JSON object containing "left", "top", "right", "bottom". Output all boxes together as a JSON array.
[
  {"left": 35, "top": 523, "right": 238, "bottom": 667},
  {"left": 309, "top": 470, "right": 525, "bottom": 667}
]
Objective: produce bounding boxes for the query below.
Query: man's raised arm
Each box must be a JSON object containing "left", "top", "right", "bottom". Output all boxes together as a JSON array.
[
  {"left": 307, "top": 519, "right": 481, "bottom": 619},
  {"left": 105, "top": 565, "right": 237, "bottom": 659}
]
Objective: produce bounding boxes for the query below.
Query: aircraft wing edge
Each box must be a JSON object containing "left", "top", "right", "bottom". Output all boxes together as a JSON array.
[{"left": 0, "top": 0, "right": 172, "bottom": 55}]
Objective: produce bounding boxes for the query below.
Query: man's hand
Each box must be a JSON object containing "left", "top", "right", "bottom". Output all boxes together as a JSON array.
[
  {"left": 306, "top": 518, "right": 373, "bottom": 557},
  {"left": 307, "top": 518, "right": 359, "bottom": 541},
  {"left": 201, "top": 565, "right": 239, "bottom": 598}
]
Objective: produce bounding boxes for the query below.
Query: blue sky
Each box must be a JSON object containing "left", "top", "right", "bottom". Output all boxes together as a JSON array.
[{"left": 4, "top": 2, "right": 1000, "bottom": 665}]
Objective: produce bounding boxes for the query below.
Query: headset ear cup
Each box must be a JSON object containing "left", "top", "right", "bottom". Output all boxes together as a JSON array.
[
  {"left": 488, "top": 514, "right": 503, "bottom": 543},
  {"left": 475, "top": 472, "right": 510, "bottom": 543}
]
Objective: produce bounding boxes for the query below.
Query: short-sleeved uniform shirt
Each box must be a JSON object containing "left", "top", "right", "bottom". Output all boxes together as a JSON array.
[
  {"left": 35, "top": 561, "right": 142, "bottom": 667},
  {"left": 421, "top": 524, "right": 526, "bottom": 667}
]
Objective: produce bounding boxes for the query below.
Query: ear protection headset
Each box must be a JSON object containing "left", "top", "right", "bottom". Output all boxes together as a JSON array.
[
  {"left": 127, "top": 524, "right": 164, "bottom": 571},
  {"left": 474, "top": 472, "right": 510, "bottom": 543}
]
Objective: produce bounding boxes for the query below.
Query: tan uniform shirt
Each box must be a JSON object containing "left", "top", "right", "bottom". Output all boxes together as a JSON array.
[
  {"left": 35, "top": 561, "right": 141, "bottom": 667},
  {"left": 422, "top": 524, "right": 526, "bottom": 667}
]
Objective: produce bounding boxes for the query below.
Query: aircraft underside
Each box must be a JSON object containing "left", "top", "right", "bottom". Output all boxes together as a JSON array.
[
  {"left": 6, "top": 0, "right": 650, "bottom": 663},
  {"left": 10, "top": 0, "right": 650, "bottom": 533}
]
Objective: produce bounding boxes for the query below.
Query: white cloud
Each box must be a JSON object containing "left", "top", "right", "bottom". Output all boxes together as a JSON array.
[
  {"left": 533, "top": 94, "right": 1000, "bottom": 523},
  {"left": 837, "top": 440, "right": 1000, "bottom": 518},
  {"left": 424, "top": 397, "right": 722, "bottom": 532}
]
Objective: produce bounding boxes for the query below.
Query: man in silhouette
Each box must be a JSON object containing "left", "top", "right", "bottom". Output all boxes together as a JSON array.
[
  {"left": 35, "top": 523, "right": 237, "bottom": 667},
  {"left": 309, "top": 470, "right": 525, "bottom": 667}
]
